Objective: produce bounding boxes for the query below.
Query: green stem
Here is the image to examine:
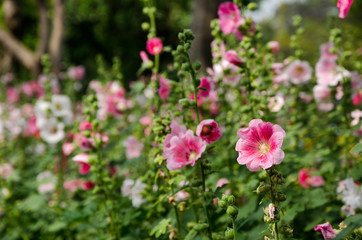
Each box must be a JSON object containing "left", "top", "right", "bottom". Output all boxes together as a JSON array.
[
  {"left": 167, "top": 169, "right": 182, "bottom": 238},
  {"left": 232, "top": 218, "right": 237, "bottom": 240},
  {"left": 199, "top": 161, "right": 213, "bottom": 240},
  {"left": 267, "top": 169, "right": 279, "bottom": 240},
  {"left": 185, "top": 54, "right": 200, "bottom": 123}
]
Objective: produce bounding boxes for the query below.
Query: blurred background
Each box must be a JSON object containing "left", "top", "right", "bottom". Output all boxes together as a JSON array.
[{"left": 0, "top": 0, "right": 361, "bottom": 87}]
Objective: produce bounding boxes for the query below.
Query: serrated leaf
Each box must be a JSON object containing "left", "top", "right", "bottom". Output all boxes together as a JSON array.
[
  {"left": 350, "top": 143, "right": 362, "bottom": 154},
  {"left": 150, "top": 218, "right": 171, "bottom": 237}
]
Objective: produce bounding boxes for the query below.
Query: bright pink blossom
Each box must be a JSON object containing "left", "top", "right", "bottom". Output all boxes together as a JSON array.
[
  {"left": 337, "top": 0, "right": 354, "bottom": 19},
  {"left": 139, "top": 51, "right": 150, "bottom": 63},
  {"left": 224, "top": 50, "right": 243, "bottom": 67},
  {"left": 299, "top": 168, "right": 325, "bottom": 188},
  {"left": 24, "top": 116, "right": 39, "bottom": 137},
  {"left": 314, "top": 222, "right": 337, "bottom": 240},
  {"left": 198, "top": 77, "right": 211, "bottom": 97},
  {"left": 267, "top": 41, "right": 280, "bottom": 54},
  {"left": 286, "top": 60, "right": 312, "bottom": 84},
  {"left": 7, "top": 87, "right": 19, "bottom": 103},
  {"left": 158, "top": 75, "right": 171, "bottom": 100},
  {"left": 73, "top": 153, "right": 91, "bottom": 175},
  {"left": 196, "top": 119, "right": 222, "bottom": 144},
  {"left": 163, "top": 122, "right": 206, "bottom": 171},
  {"left": 123, "top": 136, "right": 144, "bottom": 159},
  {"left": 218, "top": 2, "right": 241, "bottom": 35},
  {"left": 235, "top": 119, "right": 285, "bottom": 171},
  {"left": 79, "top": 121, "right": 93, "bottom": 132},
  {"left": 83, "top": 180, "right": 96, "bottom": 190},
  {"left": 146, "top": 38, "right": 163, "bottom": 55}
]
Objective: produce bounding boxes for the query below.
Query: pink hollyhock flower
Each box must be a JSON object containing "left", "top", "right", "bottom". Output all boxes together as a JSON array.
[
  {"left": 68, "top": 66, "right": 85, "bottom": 80},
  {"left": 313, "top": 85, "right": 331, "bottom": 102},
  {"left": 7, "top": 87, "right": 19, "bottom": 103},
  {"left": 2, "top": 73, "right": 13, "bottom": 83},
  {"left": 175, "top": 190, "right": 189, "bottom": 201},
  {"left": 316, "top": 58, "right": 340, "bottom": 86},
  {"left": 24, "top": 116, "right": 39, "bottom": 137},
  {"left": 63, "top": 179, "right": 83, "bottom": 192},
  {"left": 196, "top": 119, "right": 222, "bottom": 144},
  {"left": 235, "top": 119, "right": 286, "bottom": 171},
  {"left": 299, "top": 92, "right": 313, "bottom": 103},
  {"left": 198, "top": 77, "right": 211, "bottom": 97},
  {"left": 351, "top": 110, "right": 362, "bottom": 126},
  {"left": 73, "top": 153, "right": 91, "bottom": 175},
  {"left": 267, "top": 41, "right": 280, "bottom": 54},
  {"left": 218, "top": 2, "right": 241, "bottom": 35},
  {"left": 216, "top": 178, "right": 230, "bottom": 194},
  {"left": 83, "top": 180, "right": 96, "bottom": 190},
  {"left": 158, "top": 75, "right": 171, "bottom": 100},
  {"left": 299, "top": 168, "right": 325, "bottom": 188},
  {"left": 146, "top": 38, "right": 163, "bottom": 55},
  {"left": 318, "top": 102, "right": 334, "bottom": 112},
  {"left": 123, "top": 136, "right": 144, "bottom": 159},
  {"left": 139, "top": 50, "right": 150, "bottom": 63},
  {"left": 140, "top": 116, "right": 152, "bottom": 126},
  {"left": 0, "top": 163, "right": 13, "bottom": 179},
  {"left": 79, "top": 121, "right": 93, "bottom": 131},
  {"left": 337, "top": 0, "right": 354, "bottom": 19},
  {"left": 314, "top": 222, "right": 337, "bottom": 240},
  {"left": 285, "top": 60, "right": 312, "bottom": 84},
  {"left": 163, "top": 122, "right": 206, "bottom": 171},
  {"left": 352, "top": 92, "right": 361, "bottom": 106},
  {"left": 268, "top": 203, "right": 275, "bottom": 219},
  {"left": 62, "top": 142, "right": 75, "bottom": 156},
  {"left": 224, "top": 50, "right": 243, "bottom": 67},
  {"left": 38, "top": 182, "right": 55, "bottom": 194},
  {"left": 320, "top": 42, "right": 338, "bottom": 61},
  {"left": 268, "top": 94, "right": 284, "bottom": 112}
]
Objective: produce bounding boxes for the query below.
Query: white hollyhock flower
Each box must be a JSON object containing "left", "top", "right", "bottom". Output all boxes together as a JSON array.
[
  {"left": 51, "top": 95, "right": 72, "bottom": 117},
  {"left": 35, "top": 100, "right": 52, "bottom": 129},
  {"left": 39, "top": 118, "right": 65, "bottom": 144}
]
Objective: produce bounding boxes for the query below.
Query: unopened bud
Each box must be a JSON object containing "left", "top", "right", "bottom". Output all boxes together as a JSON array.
[
  {"left": 226, "top": 206, "right": 238, "bottom": 219},
  {"left": 227, "top": 195, "right": 235, "bottom": 205},
  {"left": 218, "top": 200, "right": 227, "bottom": 209}
]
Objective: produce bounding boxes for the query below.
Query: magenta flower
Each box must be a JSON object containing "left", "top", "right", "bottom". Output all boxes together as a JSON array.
[
  {"left": 163, "top": 121, "right": 206, "bottom": 171},
  {"left": 146, "top": 38, "right": 163, "bottom": 55},
  {"left": 299, "top": 168, "right": 325, "bottom": 188},
  {"left": 197, "top": 77, "right": 211, "bottom": 97},
  {"left": 158, "top": 75, "right": 171, "bottom": 100},
  {"left": 235, "top": 119, "right": 286, "bottom": 171},
  {"left": 73, "top": 153, "right": 91, "bottom": 175},
  {"left": 337, "top": 0, "right": 354, "bottom": 19},
  {"left": 314, "top": 222, "right": 337, "bottom": 240},
  {"left": 139, "top": 51, "right": 150, "bottom": 63},
  {"left": 218, "top": 2, "right": 241, "bottom": 35},
  {"left": 123, "top": 136, "right": 144, "bottom": 159},
  {"left": 79, "top": 121, "right": 93, "bottom": 132},
  {"left": 285, "top": 60, "right": 312, "bottom": 84},
  {"left": 196, "top": 119, "right": 222, "bottom": 144},
  {"left": 224, "top": 50, "right": 243, "bottom": 67}
]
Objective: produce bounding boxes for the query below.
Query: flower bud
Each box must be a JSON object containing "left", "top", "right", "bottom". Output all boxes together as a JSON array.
[
  {"left": 227, "top": 195, "right": 235, "bottom": 205},
  {"left": 194, "top": 223, "right": 209, "bottom": 231},
  {"left": 247, "top": 2, "right": 258, "bottom": 10},
  {"left": 225, "top": 228, "right": 235, "bottom": 239},
  {"left": 226, "top": 206, "right": 238, "bottom": 219},
  {"left": 218, "top": 200, "right": 227, "bottom": 209}
]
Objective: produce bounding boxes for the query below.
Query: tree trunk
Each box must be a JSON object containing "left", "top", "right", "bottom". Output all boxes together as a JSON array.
[{"left": 49, "top": 0, "right": 64, "bottom": 74}]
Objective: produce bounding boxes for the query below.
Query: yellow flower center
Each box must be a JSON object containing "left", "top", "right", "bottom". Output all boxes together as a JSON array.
[
  {"left": 259, "top": 142, "right": 270, "bottom": 155},
  {"left": 189, "top": 151, "right": 198, "bottom": 161}
]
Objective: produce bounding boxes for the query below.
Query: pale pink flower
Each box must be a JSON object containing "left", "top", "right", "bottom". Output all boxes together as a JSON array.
[
  {"left": 175, "top": 190, "right": 189, "bottom": 201},
  {"left": 218, "top": 2, "right": 241, "bottom": 35},
  {"left": 196, "top": 119, "right": 222, "bottom": 144},
  {"left": 198, "top": 77, "right": 211, "bottom": 97},
  {"left": 313, "top": 85, "right": 331, "bottom": 102},
  {"left": 139, "top": 50, "right": 150, "bottom": 63},
  {"left": 299, "top": 92, "right": 313, "bottom": 103},
  {"left": 316, "top": 58, "right": 339, "bottom": 86},
  {"left": 68, "top": 66, "right": 85, "bottom": 80},
  {"left": 123, "top": 136, "right": 144, "bottom": 159},
  {"left": 6, "top": 87, "right": 19, "bottom": 103},
  {"left": 73, "top": 153, "right": 91, "bottom": 175},
  {"left": 318, "top": 102, "right": 334, "bottom": 112},
  {"left": 158, "top": 75, "right": 171, "bottom": 100},
  {"left": 224, "top": 50, "right": 243, "bottom": 67},
  {"left": 140, "top": 116, "right": 152, "bottom": 126},
  {"left": 299, "top": 168, "right": 325, "bottom": 188},
  {"left": 267, "top": 41, "right": 280, "bottom": 54},
  {"left": 268, "top": 94, "right": 284, "bottom": 112},
  {"left": 62, "top": 142, "right": 75, "bottom": 156},
  {"left": 285, "top": 60, "right": 312, "bottom": 84},
  {"left": 216, "top": 178, "right": 230, "bottom": 194},
  {"left": 335, "top": 85, "right": 344, "bottom": 100},
  {"left": 38, "top": 182, "right": 55, "bottom": 194},
  {"left": 146, "top": 38, "right": 163, "bottom": 55},
  {"left": 268, "top": 203, "right": 275, "bottom": 219},
  {"left": 320, "top": 43, "right": 338, "bottom": 61},
  {"left": 337, "top": 0, "right": 354, "bottom": 19},
  {"left": 2, "top": 73, "right": 13, "bottom": 84},
  {"left": 0, "top": 163, "right": 13, "bottom": 178},
  {"left": 314, "top": 222, "right": 337, "bottom": 240},
  {"left": 235, "top": 119, "right": 285, "bottom": 171},
  {"left": 63, "top": 179, "right": 83, "bottom": 192},
  {"left": 163, "top": 122, "right": 206, "bottom": 171}
]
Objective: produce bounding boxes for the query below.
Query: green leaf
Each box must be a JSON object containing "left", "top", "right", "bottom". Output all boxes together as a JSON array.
[
  {"left": 150, "top": 218, "right": 171, "bottom": 238},
  {"left": 350, "top": 143, "right": 362, "bottom": 154},
  {"left": 185, "top": 229, "right": 198, "bottom": 240},
  {"left": 47, "top": 221, "right": 67, "bottom": 232},
  {"left": 334, "top": 214, "right": 362, "bottom": 240},
  {"left": 19, "top": 194, "right": 46, "bottom": 212}
]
